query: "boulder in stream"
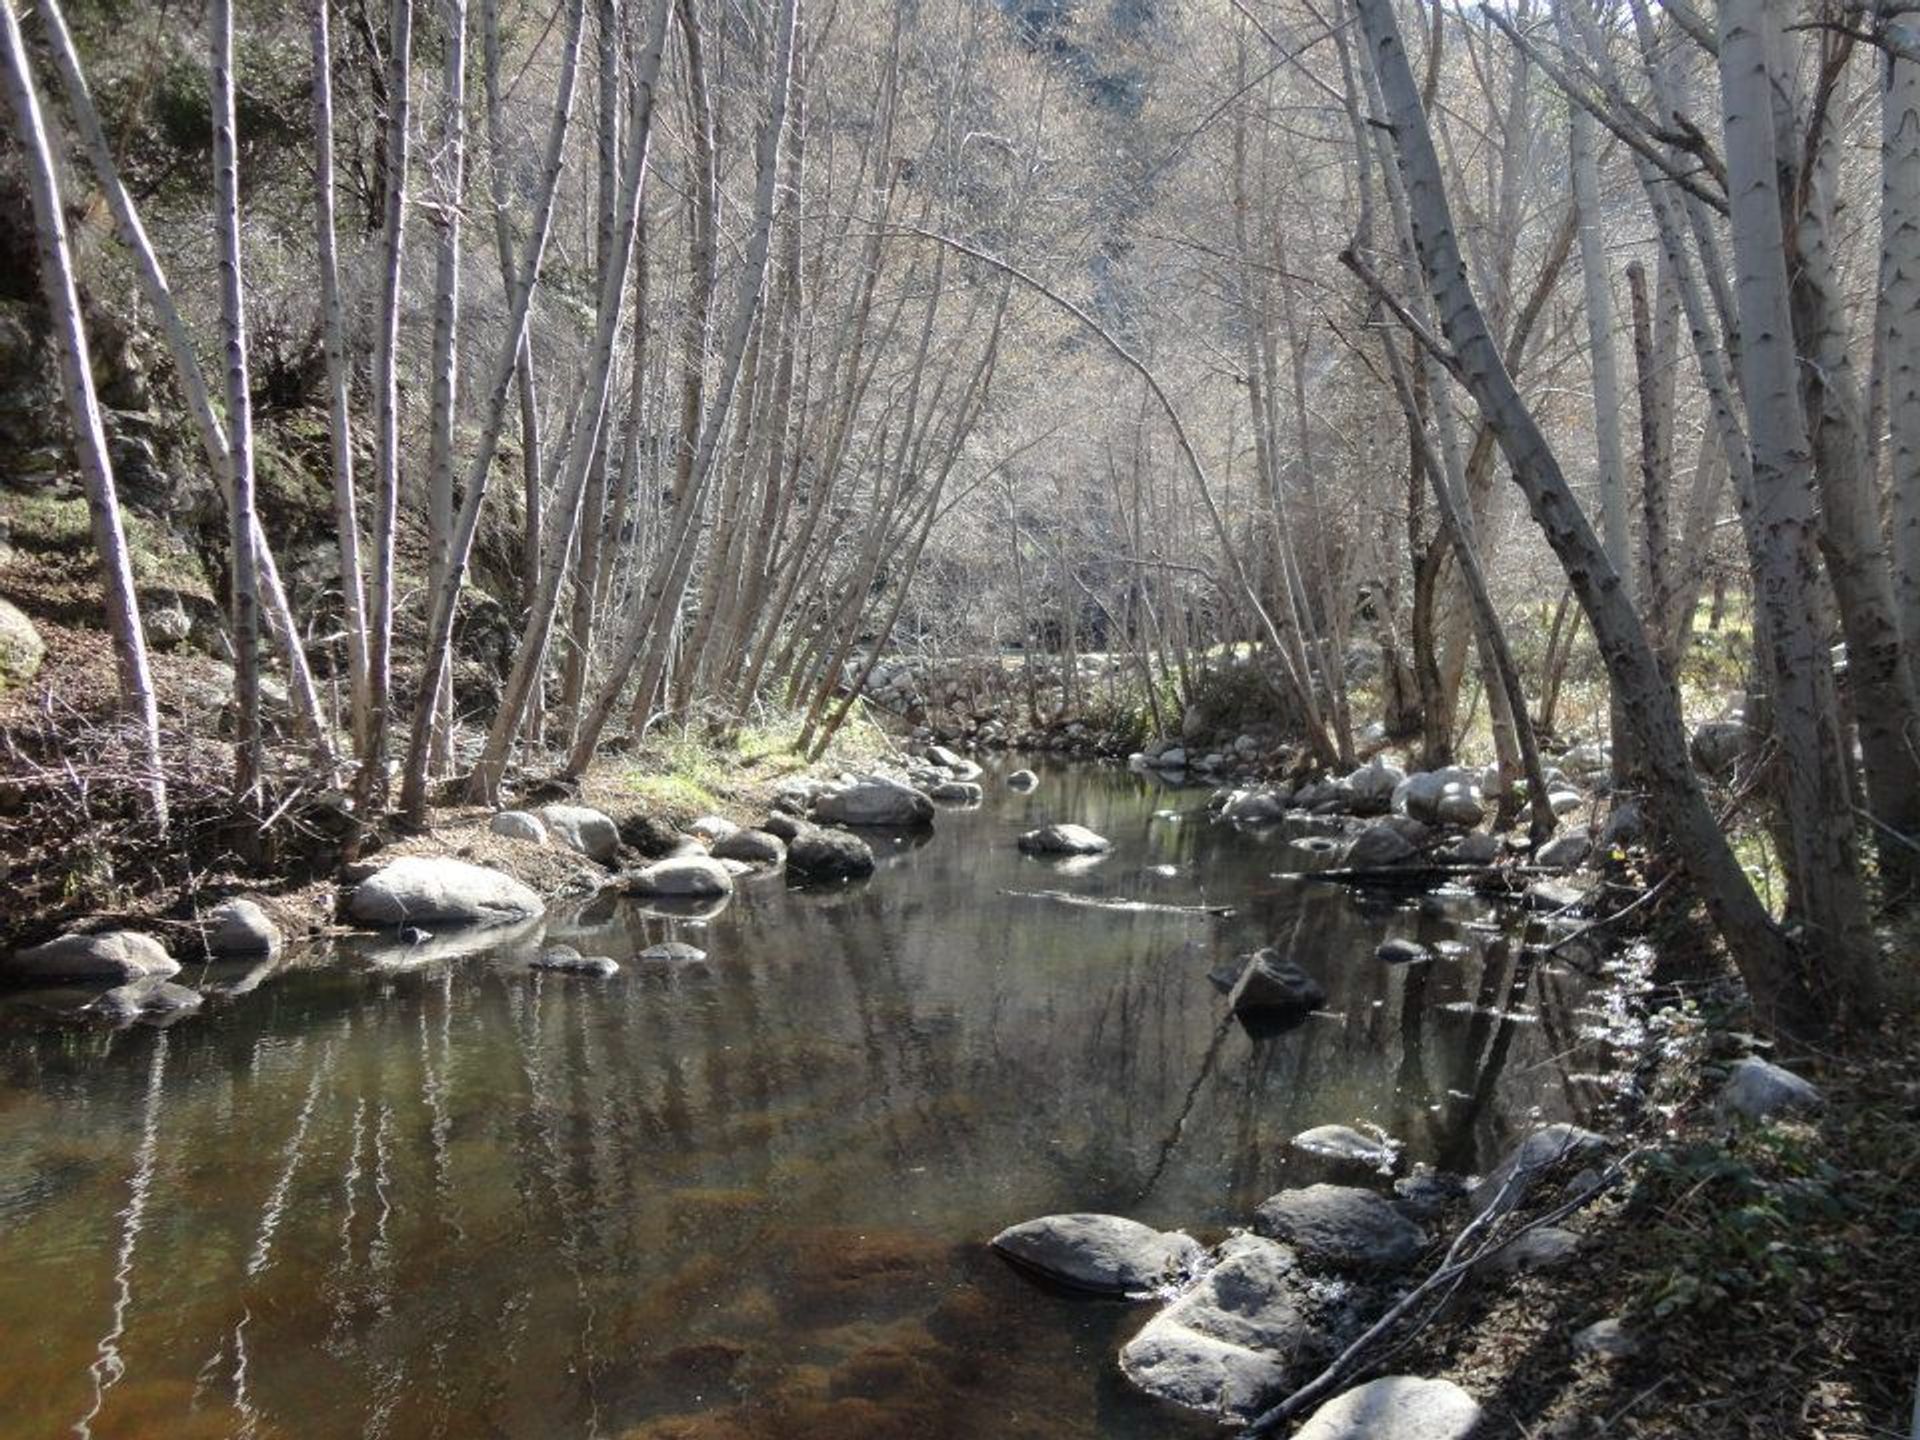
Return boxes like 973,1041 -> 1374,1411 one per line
89,976 -> 203,1023
638,941 -> 708,964
8,930 -> 178,983
531,944 -> 618,977
711,828 -> 786,866
813,775 -> 935,827
206,898 -> 281,956
1253,1184 -> 1426,1272
1344,760 -> 1404,816
1226,948 -> 1327,1019
1006,768 -> 1039,790
786,826 -> 876,880
1375,938 -> 1430,965
1344,824 -> 1418,869
1290,1125 -> 1398,1176
990,1213 -> 1201,1296
349,857 -> 546,928
1017,823 -> 1111,855
1293,1376 -> 1484,1440
619,856 -> 735,898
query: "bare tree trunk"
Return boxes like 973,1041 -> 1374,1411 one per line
212,0 -> 263,803
1884,4 -> 1920,660
0,0 -> 166,829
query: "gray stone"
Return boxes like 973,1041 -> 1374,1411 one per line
206,898 -> 281,956
1534,829 -> 1593,871
1345,760 -> 1405,815
1018,823 -> 1112,855
1376,938 -> 1431,965
538,804 -> 621,864
1156,746 -> 1188,769
711,827 -> 786,866
9,930 -> 178,983
90,976 -> 203,1022
786,826 -> 875,880
348,857 -> 546,928
1254,1183 -> 1426,1271
1572,1317 -> 1638,1360
0,596 -> 44,690
928,780 -> 983,803
1469,1124 -> 1608,1215
1392,1165 -> 1467,1221
1717,1056 -> 1823,1123
1690,720 -> 1751,778
1346,824 -> 1418,869
687,814 -> 739,842
531,945 -> 619,977
638,941 -> 708,964
1223,789 -> 1289,824
1228,948 -> 1328,1019
813,775 -> 935,827
991,1213 -> 1201,1296
1006,768 -> 1039,790
762,811 -> 807,842
1448,832 -> 1501,865
1547,790 -> 1585,818
1395,768 -> 1484,827
1486,1226 -> 1582,1276
489,810 -> 549,845
620,856 -> 735,897
1293,1376 -> 1484,1440
1291,1125 -> 1397,1174
1119,1234 -> 1324,1422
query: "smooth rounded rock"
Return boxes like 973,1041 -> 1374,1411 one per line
1017,823 -> 1111,855
8,930 -> 178,983
349,857 -> 546,928
813,775 -> 935,827
489,810 -> 549,845
990,1213 -> 1201,1296
638,941 -> 708,964
1227,948 -> 1328,1019
1293,1376 -> 1484,1440
1006,769 -> 1039,790
1486,1226 -> 1581,1276
1376,938 -> 1431,965
711,828 -> 786,866
620,856 -> 735,897
1717,1055 -> 1822,1123
1254,1184 -> 1426,1272
206,898 -> 282,956
1291,1125 -> 1397,1175
786,827 -> 876,880
1572,1317 -> 1638,1360
1345,824 -> 1418,868
538,804 -> 621,864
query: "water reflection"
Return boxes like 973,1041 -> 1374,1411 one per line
0,757 -> 1622,1438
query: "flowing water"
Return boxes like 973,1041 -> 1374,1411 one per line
0,758 -> 1625,1439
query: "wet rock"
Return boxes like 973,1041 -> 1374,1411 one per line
1345,760 -> 1404,816
990,1213 -> 1201,1296
1717,1056 -> 1822,1123
762,811 -> 807,841
0,596 -> 45,689
638,941 -> 707,964
1227,948 -> 1328,1019
1345,824 -> 1419,869
1254,1184 -> 1426,1272
1119,1234 -> 1327,1422
90,976 -> 203,1022
531,944 -> 618,976
489,809 -> 549,845
8,929 -> 178,983
813,775 -> 935,828
539,804 -> 621,864
1155,746 -> 1188,769
928,780 -> 983,804
1006,768 -> 1038,790
1469,1124 -> 1607,1215
1486,1225 -> 1582,1276
1293,1376 -> 1484,1440
787,827 -> 876,880
1223,788 -> 1289,824
1447,831 -> 1501,865
1534,829 -> 1593,871
620,856 -> 735,898
1376,938 -> 1431,965
927,743 -> 966,769
350,857 -> 545,927
1017,823 -> 1111,855
712,828 -> 786,866
1690,719 -> 1751,778
1291,1125 -> 1397,1175
206,898 -> 281,956
1572,1317 -> 1638,1360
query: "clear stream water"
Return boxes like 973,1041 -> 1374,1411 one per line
0,758 -> 1620,1439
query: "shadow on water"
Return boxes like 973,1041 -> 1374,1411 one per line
0,756 -> 1620,1438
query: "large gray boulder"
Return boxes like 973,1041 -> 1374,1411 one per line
1223,789 -> 1289,824
489,810 -> 549,845
1717,1056 -> 1822,1123
1394,768 -> 1484,827
1119,1234 -> 1327,1422
786,826 -> 876,880
1018,823 -> 1111,855
1344,760 -> 1405,816
348,857 -> 546,928
1228,948 -> 1328,1019
1293,1377 -> 1484,1440
8,930 -> 178,983
206,898 -> 282,956
990,1213 -> 1201,1296
0,596 -> 45,690
538,804 -> 621,864
620,856 -> 735,897
813,774 -> 935,827
1254,1184 -> 1426,1272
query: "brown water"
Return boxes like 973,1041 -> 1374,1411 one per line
0,758 -> 1624,1439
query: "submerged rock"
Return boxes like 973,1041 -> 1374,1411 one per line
1227,948 -> 1328,1019
813,775 -> 935,827
786,826 -> 876,880
90,976 -> 203,1022
1017,823 -> 1111,855
8,930 -> 178,983
1293,1376 -> 1484,1440
349,857 -> 546,928
1006,768 -> 1039,790
990,1213 -> 1201,1296
539,804 -> 622,864
1254,1184 -> 1426,1272
489,809 -> 549,845
1119,1234 -> 1328,1422
531,944 -> 619,977
620,856 -> 735,897
206,898 -> 281,956
1717,1056 -> 1822,1123
638,941 -> 708,964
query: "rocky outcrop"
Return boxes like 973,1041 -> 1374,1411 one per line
1253,1184 -> 1426,1272
990,1213 -> 1201,1296
348,857 -> 546,928
8,930 -> 178,983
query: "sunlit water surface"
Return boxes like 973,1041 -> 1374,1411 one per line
0,758 -> 1621,1439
